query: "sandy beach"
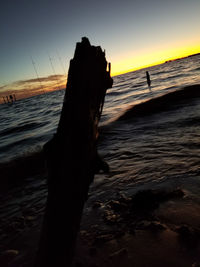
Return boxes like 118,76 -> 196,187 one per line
1,160 -> 200,267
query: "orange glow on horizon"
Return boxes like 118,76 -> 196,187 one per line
111,44 -> 200,77
0,76 -> 66,104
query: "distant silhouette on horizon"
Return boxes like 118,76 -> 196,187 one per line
9,95 -> 13,103
2,94 -> 17,104
146,71 -> 151,91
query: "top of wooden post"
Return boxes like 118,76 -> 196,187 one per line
56,37 -> 113,137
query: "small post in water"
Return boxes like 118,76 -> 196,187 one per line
146,71 -> 152,91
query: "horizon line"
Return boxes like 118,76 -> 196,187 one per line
111,51 -> 200,77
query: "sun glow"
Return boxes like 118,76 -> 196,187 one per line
111,44 -> 200,77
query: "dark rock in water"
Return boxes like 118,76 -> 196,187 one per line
131,190 -> 160,213
131,188 -> 184,214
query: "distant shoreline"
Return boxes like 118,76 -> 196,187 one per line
165,52 -> 200,64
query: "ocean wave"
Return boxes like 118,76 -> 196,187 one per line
131,82 -> 145,88
106,90 -> 124,97
176,116 -> 200,128
193,67 -> 200,71
117,84 -> 200,121
0,121 -> 47,137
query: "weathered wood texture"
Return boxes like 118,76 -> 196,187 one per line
35,37 -> 113,267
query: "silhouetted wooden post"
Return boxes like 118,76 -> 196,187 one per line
35,37 -> 113,267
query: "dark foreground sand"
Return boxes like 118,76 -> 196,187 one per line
1,171 -> 200,267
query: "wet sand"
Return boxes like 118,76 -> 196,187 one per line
1,171 -> 200,267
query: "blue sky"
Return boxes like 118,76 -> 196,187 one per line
0,0 -> 200,97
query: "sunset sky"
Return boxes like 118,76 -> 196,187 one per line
0,0 -> 200,99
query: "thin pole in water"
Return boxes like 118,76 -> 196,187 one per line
146,71 -> 152,91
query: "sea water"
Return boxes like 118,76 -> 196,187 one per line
0,54 -> 199,165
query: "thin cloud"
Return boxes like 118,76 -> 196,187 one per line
0,74 -> 66,103
15,74 -> 65,85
